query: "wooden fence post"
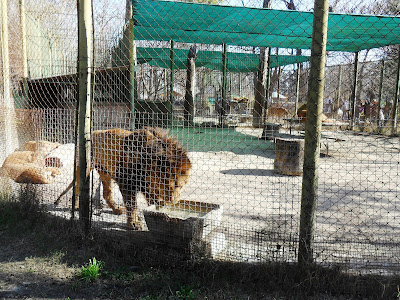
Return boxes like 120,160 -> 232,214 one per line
298,0 -> 329,266
77,0 -> 93,234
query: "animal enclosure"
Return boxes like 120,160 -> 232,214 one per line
1,0 -> 400,277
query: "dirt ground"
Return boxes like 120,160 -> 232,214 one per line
0,203 -> 360,300
4,126 -> 400,273
1,126 -> 400,299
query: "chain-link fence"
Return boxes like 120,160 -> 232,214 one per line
1,0 -> 400,276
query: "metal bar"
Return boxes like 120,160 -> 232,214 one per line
169,40 -> 174,123
221,43 -> 228,126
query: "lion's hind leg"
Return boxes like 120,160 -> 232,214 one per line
121,193 -> 143,230
98,170 -> 125,215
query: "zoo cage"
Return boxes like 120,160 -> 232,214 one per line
1,0 -> 400,276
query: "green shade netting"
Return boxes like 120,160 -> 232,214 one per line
137,47 -> 310,72
132,0 -> 400,52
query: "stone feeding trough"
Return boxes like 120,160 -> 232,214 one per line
143,200 -> 225,257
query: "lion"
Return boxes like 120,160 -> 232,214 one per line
0,141 -> 62,184
296,103 -> 329,122
267,106 -> 289,118
55,127 -> 191,230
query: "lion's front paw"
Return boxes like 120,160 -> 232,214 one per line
113,206 -> 126,215
127,215 -> 143,231
127,221 -> 143,231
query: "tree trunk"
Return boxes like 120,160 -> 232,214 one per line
184,46 -> 197,126
252,0 -> 272,128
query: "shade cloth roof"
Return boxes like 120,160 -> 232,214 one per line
132,0 -> 400,52
137,47 -> 310,72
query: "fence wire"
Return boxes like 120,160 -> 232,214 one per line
0,0 -> 400,276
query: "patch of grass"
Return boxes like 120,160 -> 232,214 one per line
174,285 -> 197,299
78,257 -> 104,282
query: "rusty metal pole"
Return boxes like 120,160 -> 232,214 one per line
298,0 -> 329,266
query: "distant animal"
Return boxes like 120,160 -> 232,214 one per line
55,127 -> 192,230
267,107 -> 289,118
296,103 -> 328,122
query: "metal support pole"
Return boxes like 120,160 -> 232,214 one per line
77,0 -> 93,234
220,43 -> 228,126
391,47 -> 400,135
350,52 -> 359,130
298,0 -> 329,266
169,40 -> 174,123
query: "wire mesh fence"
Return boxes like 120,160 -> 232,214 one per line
1,0 -> 400,277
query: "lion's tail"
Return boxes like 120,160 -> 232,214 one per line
54,180 -> 74,205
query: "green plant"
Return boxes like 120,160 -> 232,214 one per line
78,257 -> 103,282
175,285 -> 196,299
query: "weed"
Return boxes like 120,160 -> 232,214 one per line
174,285 -> 197,299
78,257 -> 103,282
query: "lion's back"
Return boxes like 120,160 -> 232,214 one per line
91,128 -> 132,176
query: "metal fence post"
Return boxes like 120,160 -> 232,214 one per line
169,40 -> 175,122
298,0 -> 329,266
220,43 -> 228,126
77,0 -> 93,234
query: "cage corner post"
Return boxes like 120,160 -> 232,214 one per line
77,0 -> 93,235
298,0 -> 329,267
